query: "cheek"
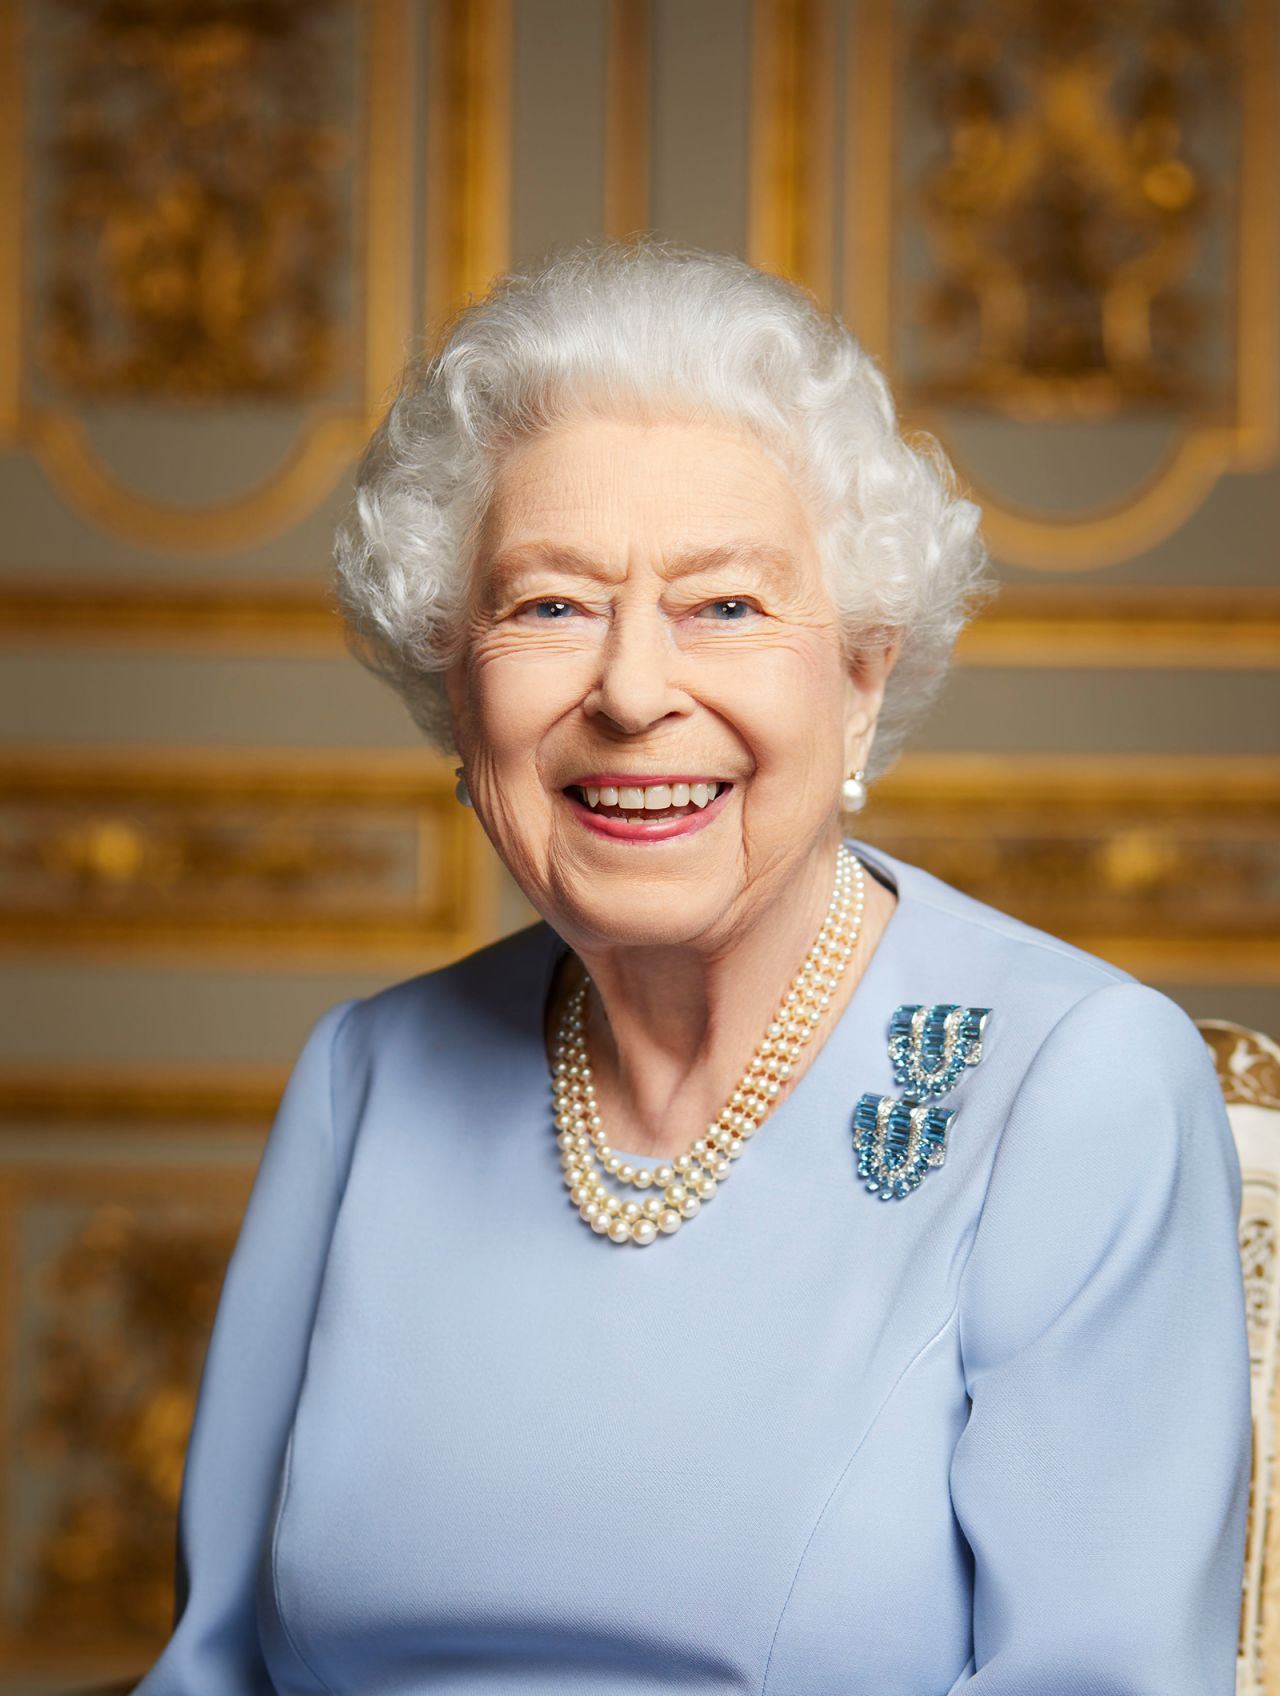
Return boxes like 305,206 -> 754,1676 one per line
464,636 -> 593,755
700,634 -> 847,769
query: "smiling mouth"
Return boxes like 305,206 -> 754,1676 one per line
564,780 -> 732,820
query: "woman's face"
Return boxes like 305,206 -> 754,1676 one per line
445,416 -> 896,952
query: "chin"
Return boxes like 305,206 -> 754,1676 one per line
558,883 -> 730,952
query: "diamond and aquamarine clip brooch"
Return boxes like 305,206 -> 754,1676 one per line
855,1002 -> 992,1201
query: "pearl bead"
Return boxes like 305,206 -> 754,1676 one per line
658,1208 -> 682,1233
607,1218 -> 633,1242
631,1218 -> 658,1244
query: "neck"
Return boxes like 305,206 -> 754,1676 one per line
544,840 -> 896,1161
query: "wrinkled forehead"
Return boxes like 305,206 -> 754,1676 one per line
474,418 -> 822,596
482,539 -> 808,600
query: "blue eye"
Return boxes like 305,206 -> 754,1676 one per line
699,598 -> 757,620
528,599 -> 575,619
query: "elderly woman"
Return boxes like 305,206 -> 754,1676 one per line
137,242 -> 1250,1695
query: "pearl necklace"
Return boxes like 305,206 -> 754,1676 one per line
550,844 -> 867,1246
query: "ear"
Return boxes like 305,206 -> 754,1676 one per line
842,634 -> 901,774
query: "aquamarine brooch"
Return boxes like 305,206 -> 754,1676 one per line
889,1003 -> 990,1097
855,1002 -> 992,1201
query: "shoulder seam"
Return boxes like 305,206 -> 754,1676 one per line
903,881 -> 1134,986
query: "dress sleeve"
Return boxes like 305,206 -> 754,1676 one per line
946,979 -> 1252,1696
134,998 -> 358,1696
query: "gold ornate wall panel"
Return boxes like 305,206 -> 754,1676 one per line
0,747 -> 496,965
0,1150 -> 257,1684
864,753 -> 1280,983
0,0 -> 416,553
844,0 -> 1280,569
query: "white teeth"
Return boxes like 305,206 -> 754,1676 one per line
574,781 -> 725,811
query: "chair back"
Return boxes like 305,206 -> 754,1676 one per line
1198,1018 -> 1280,1695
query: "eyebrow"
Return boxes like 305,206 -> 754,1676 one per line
484,540 -> 800,591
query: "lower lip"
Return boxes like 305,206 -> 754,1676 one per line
563,784 -> 734,842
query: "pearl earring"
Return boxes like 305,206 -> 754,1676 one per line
454,765 -> 473,807
841,769 -> 867,812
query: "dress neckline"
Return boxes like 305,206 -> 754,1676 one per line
531,835 -> 909,1164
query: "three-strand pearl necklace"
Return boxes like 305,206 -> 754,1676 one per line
550,844 -> 867,1245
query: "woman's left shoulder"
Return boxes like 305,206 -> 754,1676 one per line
866,839 -> 1207,1059
898,858 -> 1229,1194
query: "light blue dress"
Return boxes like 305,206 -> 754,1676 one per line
135,836 -> 1252,1695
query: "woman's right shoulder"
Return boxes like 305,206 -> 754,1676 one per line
322,916 -> 561,1080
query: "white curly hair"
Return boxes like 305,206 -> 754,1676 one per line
332,238 -> 996,783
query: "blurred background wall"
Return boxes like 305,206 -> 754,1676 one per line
0,0 -> 1276,1687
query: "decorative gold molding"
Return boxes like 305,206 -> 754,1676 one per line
0,0 -> 21,445
0,0 -> 416,553
749,0 -> 836,309
605,0 -> 652,241
847,0 -> 1280,571
21,411 -> 371,556
362,0 -> 417,420
0,579 -> 344,650
957,431 -> 1251,574
955,586 -> 1280,669
0,1069 -> 286,1125
424,0 -> 513,339
867,752 -> 1280,984
876,751 -> 1280,811
845,0 -> 892,362
0,745 -> 501,964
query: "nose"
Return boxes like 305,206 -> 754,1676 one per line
584,603 -> 690,734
